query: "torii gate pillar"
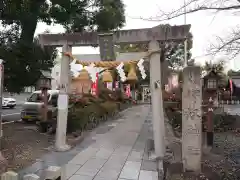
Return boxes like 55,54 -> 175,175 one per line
149,41 -> 165,168
55,44 -> 72,151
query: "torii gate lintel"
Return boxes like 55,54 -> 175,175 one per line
38,24 -> 191,46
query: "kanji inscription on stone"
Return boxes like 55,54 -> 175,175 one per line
182,66 -> 202,172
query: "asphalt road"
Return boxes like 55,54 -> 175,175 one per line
1,105 -> 22,123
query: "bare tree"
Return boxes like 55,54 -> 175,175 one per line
136,0 -> 240,58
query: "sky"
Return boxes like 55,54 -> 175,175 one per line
35,0 -> 240,71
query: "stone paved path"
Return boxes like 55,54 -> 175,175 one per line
63,104 -> 158,180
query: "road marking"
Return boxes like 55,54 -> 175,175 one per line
2,119 -> 22,125
2,113 -> 20,117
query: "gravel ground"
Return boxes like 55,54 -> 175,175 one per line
166,118 -> 240,179
1,122 -> 54,172
203,132 -> 240,179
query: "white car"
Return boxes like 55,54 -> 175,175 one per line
2,97 -> 16,108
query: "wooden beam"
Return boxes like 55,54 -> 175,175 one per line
38,24 -> 191,46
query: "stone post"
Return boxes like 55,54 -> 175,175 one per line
182,66 -> 202,172
55,44 -> 72,151
149,41 -> 165,165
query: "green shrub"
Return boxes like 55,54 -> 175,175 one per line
67,91 -> 130,133
67,106 -> 88,133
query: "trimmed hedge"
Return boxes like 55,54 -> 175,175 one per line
67,88 -> 133,133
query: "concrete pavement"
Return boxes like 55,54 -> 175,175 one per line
18,104 -> 159,180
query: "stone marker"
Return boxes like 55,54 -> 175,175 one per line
182,66 -> 202,172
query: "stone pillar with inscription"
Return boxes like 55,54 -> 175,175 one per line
182,66 -> 202,172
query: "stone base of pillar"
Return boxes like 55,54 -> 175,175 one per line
0,152 -> 7,174
55,144 -> 71,152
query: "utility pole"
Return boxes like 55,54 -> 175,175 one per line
0,59 -> 6,172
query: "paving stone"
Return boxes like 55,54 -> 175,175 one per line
75,158 -> 107,176
69,174 -> 93,180
103,157 -> 126,170
139,170 -> 158,180
141,160 -> 157,171
119,161 -> 141,180
127,151 -> 144,162
93,148 -> 114,159
68,147 -> 99,165
95,168 -> 121,179
94,177 -> 116,180
65,163 -> 82,179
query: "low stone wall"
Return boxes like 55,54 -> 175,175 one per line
1,166 -> 63,180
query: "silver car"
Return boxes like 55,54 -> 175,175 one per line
21,90 -> 59,122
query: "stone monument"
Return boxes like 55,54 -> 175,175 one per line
182,66 -> 202,172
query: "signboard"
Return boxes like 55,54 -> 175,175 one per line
98,33 -> 115,61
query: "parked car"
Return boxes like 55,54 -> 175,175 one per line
21,90 -> 59,123
2,97 -> 16,108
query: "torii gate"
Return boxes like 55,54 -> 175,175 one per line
39,24 -> 191,171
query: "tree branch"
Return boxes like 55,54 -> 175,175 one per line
209,27 -> 240,58
130,0 -> 240,22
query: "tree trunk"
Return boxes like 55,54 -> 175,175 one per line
20,18 -> 38,44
